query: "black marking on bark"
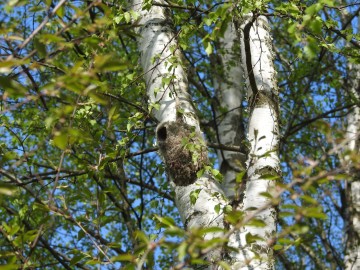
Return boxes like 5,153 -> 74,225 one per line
244,16 -> 258,107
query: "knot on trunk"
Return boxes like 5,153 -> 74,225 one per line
156,121 -> 208,186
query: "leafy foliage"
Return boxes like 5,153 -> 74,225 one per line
0,0 -> 359,269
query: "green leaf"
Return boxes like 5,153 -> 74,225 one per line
217,261 -> 231,270
197,226 -> 224,235
85,259 -> 101,265
303,207 -> 327,219
0,77 -> 27,97
279,211 -> 294,218
203,18 -> 213,26
77,230 -> 86,241
196,168 -> 205,178
0,58 -> 29,73
70,253 -> 87,265
304,43 -> 317,59
287,23 -> 297,35
214,203 -> 221,214
53,132 -> 68,150
245,232 -> 263,244
247,219 -> 266,227
211,169 -> 223,182
165,227 -> 185,237
94,54 -> 127,72
7,224 -> 20,236
134,231 -> 149,244
177,242 -> 187,260
39,33 -> 65,43
224,204 -> 232,214
259,192 -> 273,199
305,3 -> 323,16
124,12 -> 131,23
205,42 -> 213,55
55,5 -> 65,18
236,170 -> 246,183
33,202 -> 50,213
260,174 -> 279,180
111,254 -> 135,262
154,215 -> 176,228
107,242 -> 122,248
225,210 -> 243,225
309,17 -> 323,35
130,10 -> 140,21
114,15 -> 123,24
190,258 -> 208,265
190,188 -> 201,205
0,264 -> 19,270
320,0 -> 335,7
0,183 -> 16,196
300,195 -> 318,204
278,238 -> 293,245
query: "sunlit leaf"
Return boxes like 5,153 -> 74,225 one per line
0,184 -> 16,196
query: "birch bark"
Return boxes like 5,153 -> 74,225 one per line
227,14 -> 280,270
340,10 -> 360,269
344,50 -> 360,270
213,21 -> 246,200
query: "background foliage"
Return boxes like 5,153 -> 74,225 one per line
0,0 -> 359,269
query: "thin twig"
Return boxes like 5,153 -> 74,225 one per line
16,0 -> 68,52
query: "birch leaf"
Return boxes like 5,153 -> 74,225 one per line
0,184 -> 16,196
205,42 -> 213,55
124,12 -> 131,23
190,189 -> 201,205
177,242 -> 187,260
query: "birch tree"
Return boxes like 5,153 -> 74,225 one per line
131,1 -> 280,268
227,13 -> 281,269
344,57 -> 360,270
212,21 -> 246,200
131,0 -> 227,264
338,8 -> 360,269
344,27 -> 360,270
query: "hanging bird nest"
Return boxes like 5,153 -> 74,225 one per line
156,120 -> 208,186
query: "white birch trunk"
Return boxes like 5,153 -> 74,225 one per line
344,58 -> 360,270
340,10 -> 360,269
131,0 -> 227,263
228,14 -> 280,269
214,22 -> 246,200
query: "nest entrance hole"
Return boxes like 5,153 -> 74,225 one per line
157,126 -> 167,141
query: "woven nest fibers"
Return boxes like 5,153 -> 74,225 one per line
156,121 -> 208,186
